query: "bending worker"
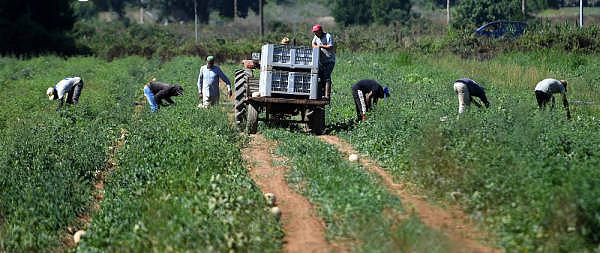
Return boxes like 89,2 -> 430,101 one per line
534,78 -> 571,119
351,79 -> 389,121
197,56 -> 232,108
453,78 -> 490,116
311,24 -> 335,99
46,76 -> 84,109
143,79 -> 183,113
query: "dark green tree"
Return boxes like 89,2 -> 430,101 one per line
147,0 -> 261,24
422,0 -> 457,9
526,0 -> 560,11
371,0 -> 411,25
94,0 -> 127,18
0,0 -> 77,55
332,0 -> 373,25
333,0 -> 411,26
453,0 -> 525,28
210,0 -> 260,19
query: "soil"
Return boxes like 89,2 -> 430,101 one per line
319,135 -> 499,253
59,128 -> 128,250
243,134 -> 345,253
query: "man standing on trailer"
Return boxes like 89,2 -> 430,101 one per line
351,79 -> 390,121
534,78 -> 571,119
197,56 -> 232,108
453,78 -> 490,116
311,24 -> 335,99
46,76 -> 84,110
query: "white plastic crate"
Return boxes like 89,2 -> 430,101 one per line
259,70 -> 318,99
260,44 -> 319,73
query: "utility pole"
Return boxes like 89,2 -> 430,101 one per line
140,0 -> 144,24
194,0 -> 198,41
522,0 -> 526,15
259,0 -> 264,37
580,0 -> 584,27
234,0 -> 238,22
446,0 -> 450,27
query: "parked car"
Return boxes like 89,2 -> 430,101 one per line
476,20 -> 528,39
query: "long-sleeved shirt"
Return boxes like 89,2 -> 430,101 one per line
535,78 -> 566,94
54,77 -> 81,99
148,82 -> 181,105
456,78 -> 489,104
352,79 -> 384,98
197,65 -> 231,97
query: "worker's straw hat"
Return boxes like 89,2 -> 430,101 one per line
281,37 -> 290,45
46,87 -> 55,100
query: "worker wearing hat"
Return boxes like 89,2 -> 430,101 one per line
46,76 -> 84,109
197,55 -> 232,108
351,79 -> 389,121
281,37 -> 291,45
453,78 -> 490,117
311,24 -> 335,99
534,78 -> 571,119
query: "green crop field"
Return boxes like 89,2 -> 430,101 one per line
1,48 -> 599,252
327,50 -> 600,251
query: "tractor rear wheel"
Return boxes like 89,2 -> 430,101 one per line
234,69 -> 247,128
306,106 -> 325,135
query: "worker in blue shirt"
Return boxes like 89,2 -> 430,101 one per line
197,56 -> 232,108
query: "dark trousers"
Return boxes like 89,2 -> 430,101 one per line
66,82 -> 83,104
352,88 -> 366,121
318,61 -> 335,83
535,90 -> 552,109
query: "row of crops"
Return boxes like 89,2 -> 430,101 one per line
0,56 -> 157,251
327,50 -> 600,251
0,56 -> 283,252
77,57 -> 282,252
262,129 -> 450,252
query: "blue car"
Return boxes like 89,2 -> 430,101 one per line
476,20 -> 528,39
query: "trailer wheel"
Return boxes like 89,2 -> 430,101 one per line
247,102 -> 259,134
234,69 -> 247,128
307,106 -> 325,135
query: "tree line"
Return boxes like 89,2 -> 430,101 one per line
334,0 -> 596,27
74,0 -> 260,23
0,0 -> 598,56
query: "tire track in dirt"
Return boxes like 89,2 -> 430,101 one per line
319,135 -> 499,253
243,134 -> 345,253
59,127 -> 128,249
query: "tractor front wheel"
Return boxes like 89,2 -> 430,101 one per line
247,102 -> 259,134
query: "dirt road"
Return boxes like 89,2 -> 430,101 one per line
243,134 -> 345,253
319,135 -> 499,253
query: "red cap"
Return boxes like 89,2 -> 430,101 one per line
312,24 -> 322,32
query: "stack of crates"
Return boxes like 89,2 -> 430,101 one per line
259,44 -> 320,99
